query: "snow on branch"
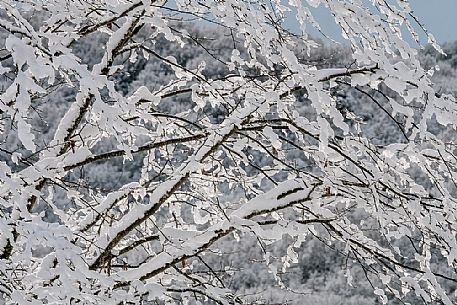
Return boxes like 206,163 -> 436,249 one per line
1,0 -> 457,304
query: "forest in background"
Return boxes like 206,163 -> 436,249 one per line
2,19 -> 457,304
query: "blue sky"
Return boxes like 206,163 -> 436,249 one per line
411,0 -> 457,43
286,1 -> 457,44
169,0 -> 457,44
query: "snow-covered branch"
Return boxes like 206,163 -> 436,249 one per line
1,0 -> 457,304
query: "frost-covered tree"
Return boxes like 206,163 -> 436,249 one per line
1,0 -> 457,304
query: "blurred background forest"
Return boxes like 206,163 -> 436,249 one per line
2,20 -> 457,304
